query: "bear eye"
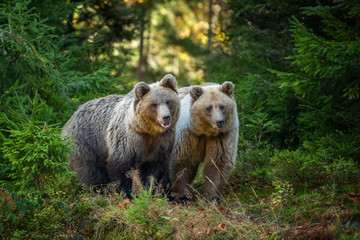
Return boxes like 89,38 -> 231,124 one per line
220,105 -> 226,111
166,100 -> 171,106
151,103 -> 157,108
206,106 -> 212,113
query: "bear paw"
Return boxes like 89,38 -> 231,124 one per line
174,196 -> 192,204
204,194 -> 223,205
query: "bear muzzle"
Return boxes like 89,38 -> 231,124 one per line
160,114 -> 171,128
216,119 -> 225,129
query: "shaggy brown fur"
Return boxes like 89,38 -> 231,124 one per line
170,82 -> 239,203
62,74 -> 180,197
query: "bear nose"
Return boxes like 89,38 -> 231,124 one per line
216,120 -> 224,128
163,115 -> 171,123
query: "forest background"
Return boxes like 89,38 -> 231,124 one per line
1,0 -> 359,239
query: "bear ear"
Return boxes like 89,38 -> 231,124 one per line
220,81 -> 234,96
134,82 -> 151,100
189,86 -> 203,100
159,74 -> 177,93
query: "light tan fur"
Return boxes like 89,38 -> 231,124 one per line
170,82 -> 239,203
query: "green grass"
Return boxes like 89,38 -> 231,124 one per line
1,168 -> 360,239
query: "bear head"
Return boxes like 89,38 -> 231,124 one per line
189,81 -> 236,137
133,74 -> 180,135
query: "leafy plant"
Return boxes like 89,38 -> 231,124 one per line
1,93 -> 74,194
0,188 -> 41,239
270,2 -> 360,142
0,0 -> 121,195
271,149 -> 310,185
124,178 -> 173,239
245,112 -> 280,149
271,135 -> 360,186
271,180 -> 294,206
236,147 -> 273,186
0,0 -> 122,125
1,122 -> 73,195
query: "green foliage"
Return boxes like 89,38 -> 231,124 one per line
271,180 -> 294,206
0,0 -> 359,238
271,135 -> 360,186
0,188 -> 41,239
124,178 -> 173,239
0,89 -> 74,195
1,121 -> 73,194
0,0 -> 122,123
0,0 -> 123,195
90,181 -> 175,239
271,149 -> 309,184
236,147 -> 273,186
74,0 -> 141,76
270,1 -> 360,142
23,204 -> 70,240
244,112 -> 280,149
1,185 -> 91,240
205,0 -> 302,148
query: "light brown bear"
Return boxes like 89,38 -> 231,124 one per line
61,74 -> 180,197
169,82 -> 239,203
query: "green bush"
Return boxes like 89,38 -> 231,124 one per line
271,180 -> 294,206
271,149 -> 311,184
237,146 -> 273,186
271,136 -> 360,186
0,188 -> 41,239
124,179 -> 173,239
270,3 -> 360,143
91,179 -> 174,239
23,205 -> 68,240
1,120 -> 73,195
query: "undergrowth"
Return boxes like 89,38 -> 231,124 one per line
1,155 -> 359,240
0,114 -> 359,239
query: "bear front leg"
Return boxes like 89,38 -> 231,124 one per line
106,152 -> 141,198
203,132 -> 237,203
140,160 -> 170,195
170,159 -> 199,203
203,158 -> 226,204
141,134 -> 174,191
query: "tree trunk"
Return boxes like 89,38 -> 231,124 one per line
137,19 -> 148,82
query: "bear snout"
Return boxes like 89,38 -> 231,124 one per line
216,119 -> 225,128
158,104 -> 172,129
159,114 -> 171,128
163,115 -> 171,123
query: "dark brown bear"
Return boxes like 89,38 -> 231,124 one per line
62,74 -> 180,197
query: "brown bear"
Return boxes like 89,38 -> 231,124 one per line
169,82 -> 239,203
61,74 -> 180,197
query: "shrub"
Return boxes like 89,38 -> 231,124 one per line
124,178 -> 173,239
0,188 -> 41,239
271,180 -> 294,206
236,147 -> 273,186
1,120 -> 73,195
91,178 -> 174,239
271,149 -> 311,185
271,136 -> 360,186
